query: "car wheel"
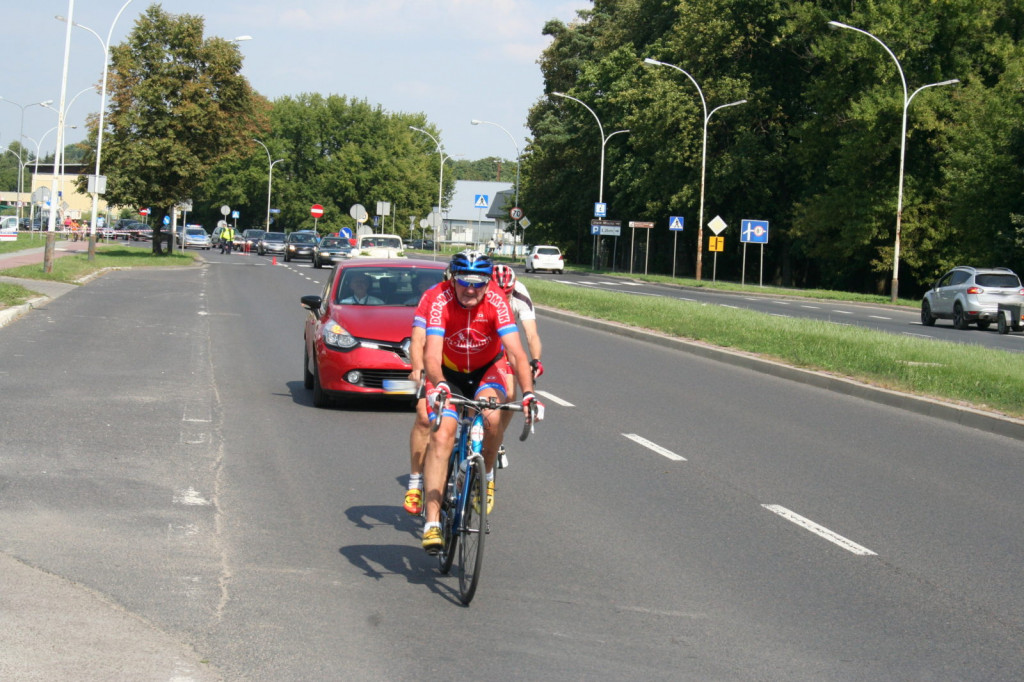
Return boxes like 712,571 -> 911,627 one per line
998,314 -> 1009,334
920,300 -> 936,326
312,358 -> 331,408
953,303 -> 969,330
303,345 -> 314,389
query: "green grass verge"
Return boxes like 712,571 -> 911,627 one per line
0,245 -> 197,283
526,278 -> 1024,419
0,282 -> 37,308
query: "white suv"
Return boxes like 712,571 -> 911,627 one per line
921,266 -> 1024,330
526,245 -> 564,274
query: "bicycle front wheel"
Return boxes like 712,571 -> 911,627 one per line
438,457 -> 458,575
457,456 -> 487,604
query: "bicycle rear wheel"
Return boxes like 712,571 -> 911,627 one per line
457,456 -> 487,604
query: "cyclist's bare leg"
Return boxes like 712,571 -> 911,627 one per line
476,387 -> 504,474
409,398 -> 430,477
424,414 -> 459,524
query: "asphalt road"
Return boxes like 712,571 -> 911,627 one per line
2,250 -> 1023,680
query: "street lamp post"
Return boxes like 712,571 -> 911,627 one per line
471,119 -> 521,253
550,92 -> 629,270
23,125 -> 77,231
409,125 -> 445,255
0,97 -> 54,227
643,58 -> 746,280
58,0 -> 135,261
828,21 -> 959,303
253,138 -> 285,231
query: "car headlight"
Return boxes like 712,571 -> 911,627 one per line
323,322 -> 358,350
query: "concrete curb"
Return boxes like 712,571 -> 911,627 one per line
0,296 -> 49,329
537,305 -> 1024,442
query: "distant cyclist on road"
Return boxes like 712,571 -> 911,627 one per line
419,252 -> 542,554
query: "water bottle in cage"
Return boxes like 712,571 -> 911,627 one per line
456,459 -> 467,494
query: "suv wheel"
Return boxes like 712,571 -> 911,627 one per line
921,300 -> 936,326
953,303 -> 969,330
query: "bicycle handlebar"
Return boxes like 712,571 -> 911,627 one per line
430,394 -> 538,441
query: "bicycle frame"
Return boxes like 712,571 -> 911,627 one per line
432,393 -> 536,604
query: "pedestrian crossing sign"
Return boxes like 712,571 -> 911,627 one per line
474,194 -> 490,209
669,216 -> 684,231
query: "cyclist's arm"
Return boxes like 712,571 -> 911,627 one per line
424,332 -> 446,388
408,325 -> 426,381
500,327 -> 534,396
520,317 -> 542,365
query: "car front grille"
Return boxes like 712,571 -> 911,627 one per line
358,369 -> 414,389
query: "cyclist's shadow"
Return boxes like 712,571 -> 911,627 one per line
340,495 -> 463,604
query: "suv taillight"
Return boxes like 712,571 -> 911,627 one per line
966,286 -> 982,294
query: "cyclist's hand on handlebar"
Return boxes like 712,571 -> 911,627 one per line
530,358 -> 544,379
427,381 -> 452,411
521,391 -> 545,423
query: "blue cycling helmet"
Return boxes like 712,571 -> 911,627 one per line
449,250 -> 493,283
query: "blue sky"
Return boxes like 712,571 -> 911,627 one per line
3,0 -> 590,164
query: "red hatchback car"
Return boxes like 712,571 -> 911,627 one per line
301,258 -> 447,407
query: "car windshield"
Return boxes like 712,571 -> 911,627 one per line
290,233 -> 317,244
263,233 -> 285,242
360,236 -> 402,248
335,267 -> 444,306
320,238 -> 344,248
975,274 -> 1021,288
186,229 -> 205,236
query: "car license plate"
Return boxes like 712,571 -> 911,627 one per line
382,379 -> 417,395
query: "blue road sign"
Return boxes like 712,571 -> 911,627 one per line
740,219 -> 769,244
474,194 -> 490,209
594,202 -> 607,218
669,216 -> 685,231
340,227 -> 352,238
163,215 -> 170,225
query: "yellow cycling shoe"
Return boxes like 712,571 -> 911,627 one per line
403,489 -> 422,515
422,526 -> 444,555
473,480 -> 496,515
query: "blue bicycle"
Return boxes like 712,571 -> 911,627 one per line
432,393 -> 536,604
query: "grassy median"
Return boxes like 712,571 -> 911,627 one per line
526,277 -> 1024,419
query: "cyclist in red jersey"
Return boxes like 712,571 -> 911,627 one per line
420,252 -> 541,554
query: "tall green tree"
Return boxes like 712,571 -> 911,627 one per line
197,94 -> 453,239
79,3 -> 265,253
526,0 -> 1024,294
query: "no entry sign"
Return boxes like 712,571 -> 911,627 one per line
310,204 -> 324,219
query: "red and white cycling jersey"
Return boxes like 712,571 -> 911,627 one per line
425,281 -> 519,373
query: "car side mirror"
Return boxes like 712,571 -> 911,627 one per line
300,295 -> 322,312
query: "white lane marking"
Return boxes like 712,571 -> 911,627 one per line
772,300 -> 791,305
762,504 -> 877,556
174,487 -> 212,506
831,310 -> 853,315
623,434 -> 686,461
800,305 -> 820,310
869,315 -> 891,320
536,390 -> 573,407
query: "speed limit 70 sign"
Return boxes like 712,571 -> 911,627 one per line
510,207 -> 523,220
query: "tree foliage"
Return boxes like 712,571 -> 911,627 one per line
80,3 -> 265,253
524,0 -> 1024,295
195,94 -> 452,238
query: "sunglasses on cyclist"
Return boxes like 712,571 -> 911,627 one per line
455,277 -> 488,289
